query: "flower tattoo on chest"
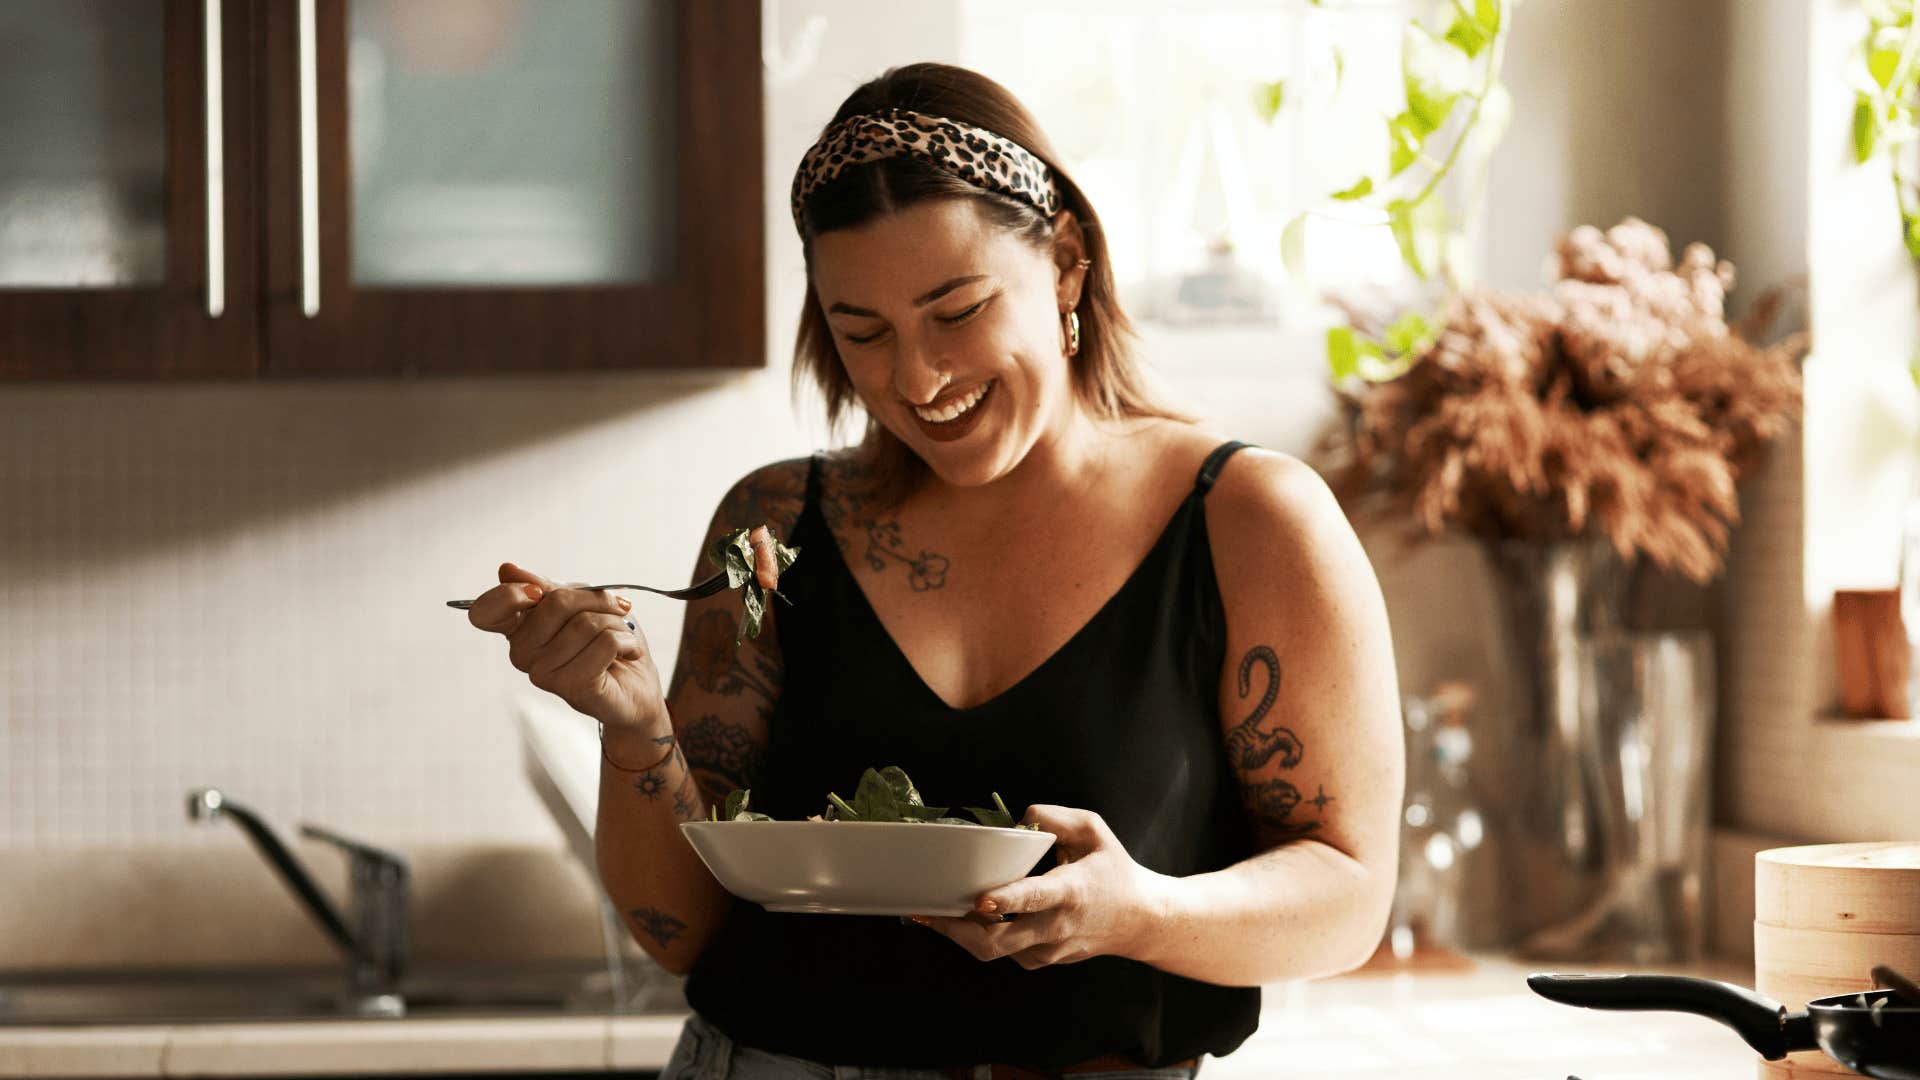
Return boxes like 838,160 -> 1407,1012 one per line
821,457 -> 951,591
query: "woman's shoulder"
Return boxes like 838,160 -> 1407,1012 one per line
1166,429 -> 1348,557
711,455 -> 814,541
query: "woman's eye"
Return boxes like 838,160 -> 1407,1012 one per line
939,299 -> 988,326
844,327 -> 886,345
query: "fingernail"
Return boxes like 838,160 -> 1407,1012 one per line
617,597 -> 632,611
977,899 -> 998,914
525,586 -> 544,602
911,916 -> 930,926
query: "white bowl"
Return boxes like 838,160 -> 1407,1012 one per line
679,819 -> 1057,916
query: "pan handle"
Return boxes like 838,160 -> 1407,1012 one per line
1527,974 -> 1815,1061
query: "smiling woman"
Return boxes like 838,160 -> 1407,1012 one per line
551,61 -> 1407,1080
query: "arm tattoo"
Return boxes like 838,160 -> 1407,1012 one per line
715,463 -> 806,547
1243,779 -> 1322,839
672,609 -> 778,701
1225,646 -> 1302,770
668,742 -> 700,821
820,454 -> 949,591
682,712 -> 767,796
1226,644 -> 1330,842
623,734 -> 675,801
628,907 -> 688,948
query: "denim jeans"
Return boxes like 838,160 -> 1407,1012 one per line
659,1012 -> 1202,1080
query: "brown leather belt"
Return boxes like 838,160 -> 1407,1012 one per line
938,1055 -> 1201,1079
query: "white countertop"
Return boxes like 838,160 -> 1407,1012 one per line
0,953 -> 1763,1079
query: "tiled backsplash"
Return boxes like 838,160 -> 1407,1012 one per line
0,372 -> 817,849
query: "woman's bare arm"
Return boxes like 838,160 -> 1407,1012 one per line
1134,450 -> 1404,987
595,458 -> 809,974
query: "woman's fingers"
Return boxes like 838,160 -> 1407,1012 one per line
529,609 -> 633,684
536,618 -> 639,706
508,587 -> 628,670
467,579 -> 546,634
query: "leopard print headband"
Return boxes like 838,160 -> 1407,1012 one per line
790,108 -> 1060,232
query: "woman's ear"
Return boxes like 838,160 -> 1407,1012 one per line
1050,209 -> 1089,308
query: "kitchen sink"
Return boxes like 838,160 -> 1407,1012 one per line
0,963 -> 687,1026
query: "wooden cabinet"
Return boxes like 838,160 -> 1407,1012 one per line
0,0 -> 762,380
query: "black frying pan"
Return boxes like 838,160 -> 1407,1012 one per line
1528,974 -> 1920,1079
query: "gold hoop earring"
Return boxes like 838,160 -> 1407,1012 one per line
1063,310 -> 1081,357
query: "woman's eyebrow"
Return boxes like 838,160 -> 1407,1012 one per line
827,275 -> 990,317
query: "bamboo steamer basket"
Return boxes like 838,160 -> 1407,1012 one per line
1757,842 -> 1920,934
1753,842 -> 1920,1079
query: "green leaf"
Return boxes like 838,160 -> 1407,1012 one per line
1906,213 -> 1920,261
963,793 -> 1021,829
1475,0 -> 1502,33
736,584 -> 765,644
1444,11 -> 1491,57
718,788 -> 770,821
1864,0 -> 1913,27
1331,176 -> 1374,200
1388,113 -> 1424,176
1357,347 -> 1412,383
1474,0 -> 1502,36
1403,22 -> 1469,133
1326,326 -> 1361,383
1387,195 -> 1447,278
1857,94 -> 1882,163
1909,354 -> 1920,392
877,765 -> 924,807
1384,312 -> 1433,355
1254,79 -> 1287,123
1281,213 -> 1309,278
1869,27 -> 1902,88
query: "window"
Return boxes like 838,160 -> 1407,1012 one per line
960,0 -> 1420,333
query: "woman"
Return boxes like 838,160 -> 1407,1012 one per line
467,63 -> 1403,1079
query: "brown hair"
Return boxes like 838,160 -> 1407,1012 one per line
790,63 -> 1187,508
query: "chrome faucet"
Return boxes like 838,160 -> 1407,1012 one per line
187,788 -> 410,1015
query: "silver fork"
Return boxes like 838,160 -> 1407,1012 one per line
446,571 -> 729,609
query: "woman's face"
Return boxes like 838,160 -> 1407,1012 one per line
810,199 -> 1083,490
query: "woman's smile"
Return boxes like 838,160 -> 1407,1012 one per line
912,378 -> 996,442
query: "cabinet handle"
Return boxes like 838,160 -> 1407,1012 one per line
204,0 -> 224,318
297,0 -> 320,316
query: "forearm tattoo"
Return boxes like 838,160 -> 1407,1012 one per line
672,761 -> 700,821
821,454 -> 949,591
628,906 -> 688,949
628,734 -> 676,801
1228,645 -> 1330,841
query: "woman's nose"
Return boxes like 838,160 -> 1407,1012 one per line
892,339 -> 950,405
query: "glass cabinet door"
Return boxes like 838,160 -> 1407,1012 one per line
347,0 -> 677,288
0,2 -> 167,288
263,0 -> 762,375
0,0 -> 257,378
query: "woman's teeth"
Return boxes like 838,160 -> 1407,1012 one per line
914,381 -> 991,424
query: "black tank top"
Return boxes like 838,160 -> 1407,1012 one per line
682,440 -> 1261,1069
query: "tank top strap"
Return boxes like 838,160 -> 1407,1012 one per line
805,451 -> 824,508
1193,440 -> 1254,496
